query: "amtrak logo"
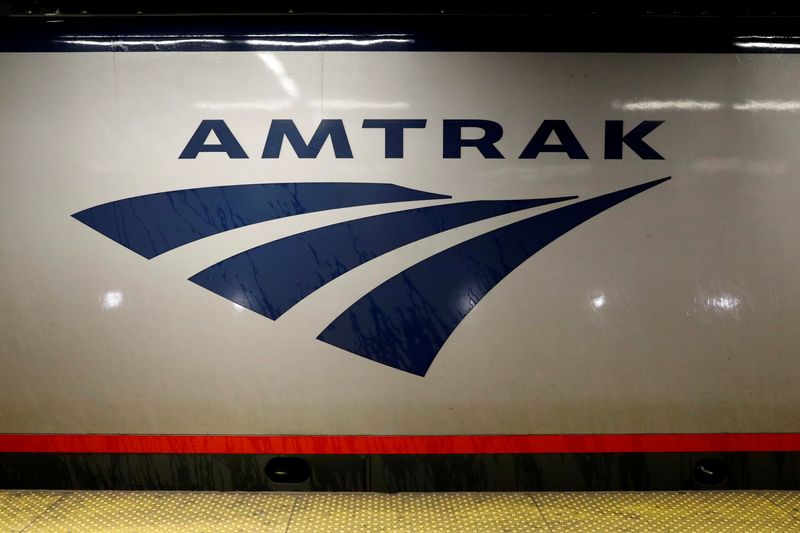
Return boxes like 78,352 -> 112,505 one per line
73,177 -> 669,376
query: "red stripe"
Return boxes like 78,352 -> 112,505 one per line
1,433 -> 799,454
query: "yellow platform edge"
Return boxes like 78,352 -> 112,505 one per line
1,490 -> 799,532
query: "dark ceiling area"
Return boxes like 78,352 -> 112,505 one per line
1,3 -> 799,16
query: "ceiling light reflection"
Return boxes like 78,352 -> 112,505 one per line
734,41 -> 800,50
257,53 -> 299,97
704,293 -> 741,313
59,39 -> 227,46
732,100 -> 800,111
613,99 -> 722,111
309,99 -> 410,110
194,99 -> 293,111
244,38 -> 413,47
591,294 -> 606,310
100,290 -> 123,310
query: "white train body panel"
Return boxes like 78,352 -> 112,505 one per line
1,50 -> 799,437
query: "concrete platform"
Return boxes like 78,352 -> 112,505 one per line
1,490 -> 799,532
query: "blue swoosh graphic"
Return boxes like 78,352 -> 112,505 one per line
317,177 -> 671,376
189,197 -> 576,319
72,183 -> 449,259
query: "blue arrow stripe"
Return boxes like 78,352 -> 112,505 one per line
189,197 -> 575,319
317,177 -> 670,376
72,182 -> 449,259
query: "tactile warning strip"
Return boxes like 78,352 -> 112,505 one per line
766,491 -> 800,520
0,490 -> 799,532
285,492 -> 549,532
534,491 -> 800,532
0,491 -> 63,532
17,491 -> 296,533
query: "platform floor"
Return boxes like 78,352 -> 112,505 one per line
1,490 -> 799,532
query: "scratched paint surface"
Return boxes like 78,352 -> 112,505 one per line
319,178 -> 668,375
73,182 -> 448,258
189,197 -> 572,320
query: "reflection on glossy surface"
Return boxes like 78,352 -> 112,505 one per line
249,33 -> 411,37
194,99 -> 292,111
100,291 -> 123,310
258,53 -> 298,97
735,42 -> 800,49
615,97 -> 800,113
56,33 -> 415,50
704,293 -> 741,314
732,100 -> 800,111
243,38 -> 414,47
590,293 -> 606,310
310,99 -> 409,110
613,99 -> 722,111
690,157 -> 788,175
61,34 -> 228,37
60,39 -> 228,47
194,53 -> 298,111
734,36 -> 800,50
